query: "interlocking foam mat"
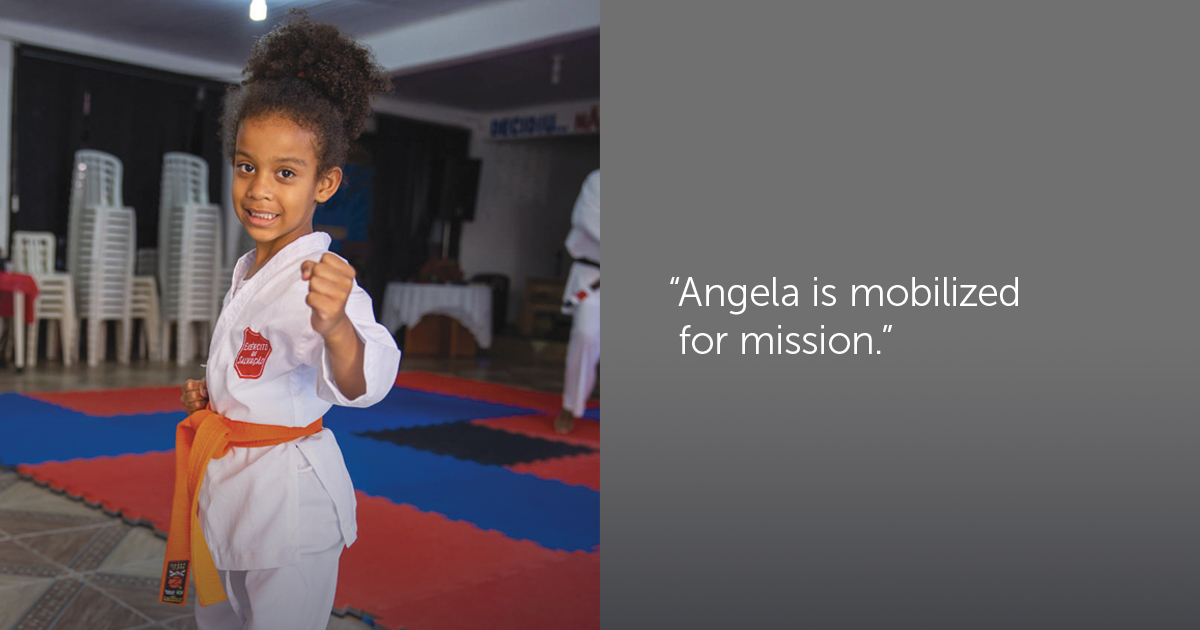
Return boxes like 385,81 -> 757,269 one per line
0,373 -> 599,630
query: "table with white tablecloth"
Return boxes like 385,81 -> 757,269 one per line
381,282 -> 493,349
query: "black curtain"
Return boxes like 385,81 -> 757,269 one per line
13,46 -> 227,258
361,114 -> 471,310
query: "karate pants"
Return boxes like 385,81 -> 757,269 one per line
195,463 -> 343,630
563,292 -> 600,417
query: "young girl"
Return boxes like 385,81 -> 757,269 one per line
161,12 -> 400,629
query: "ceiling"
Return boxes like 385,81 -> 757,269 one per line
390,31 -> 599,112
0,0 -> 599,112
0,0 -> 499,67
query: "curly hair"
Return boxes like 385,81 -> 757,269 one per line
221,10 -> 392,174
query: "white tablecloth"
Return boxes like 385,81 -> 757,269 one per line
381,282 -> 493,349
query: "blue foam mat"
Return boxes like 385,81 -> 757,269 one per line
337,432 -> 599,552
0,390 -> 599,552
0,393 -> 179,464
324,388 -> 535,430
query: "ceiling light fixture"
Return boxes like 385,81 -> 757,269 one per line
250,0 -> 267,21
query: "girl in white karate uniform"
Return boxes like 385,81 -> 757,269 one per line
168,11 -> 399,629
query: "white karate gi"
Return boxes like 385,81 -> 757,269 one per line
195,232 -> 401,629
562,170 -> 600,417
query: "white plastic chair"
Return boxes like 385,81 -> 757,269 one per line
67,150 -> 123,276
11,231 -> 78,367
131,248 -> 162,361
73,205 -> 136,366
130,275 -> 162,362
157,153 -> 220,366
158,153 -> 208,296
216,262 -> 235,308
160,203 -> 222,366
64,150 -> 135,366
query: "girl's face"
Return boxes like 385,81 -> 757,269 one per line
232,114 -> 341,258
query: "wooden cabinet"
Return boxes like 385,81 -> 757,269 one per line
404,315 -> 478,358
520,277 -> 568,337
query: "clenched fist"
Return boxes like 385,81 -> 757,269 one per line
301,253 -> 356,338
181,378 -> 208,415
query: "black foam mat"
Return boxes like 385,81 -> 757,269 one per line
359,421 -> 595,467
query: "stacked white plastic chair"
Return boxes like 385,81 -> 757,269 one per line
130,275 -> 162,361
215,262 -> 235,312
75,205 -> 137,366
129,247 -> 163,361
67,151 -> 123,276
158,152 -> 222,366
11,232 -> 78,367
67,150 -> 137,367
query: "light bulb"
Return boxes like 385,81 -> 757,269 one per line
250,0 -> 267,21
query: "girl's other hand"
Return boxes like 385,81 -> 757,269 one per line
181,378 -> 208,415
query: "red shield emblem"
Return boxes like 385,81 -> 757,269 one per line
234,328 -> 272,379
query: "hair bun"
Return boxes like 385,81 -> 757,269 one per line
243,9 -> 391,140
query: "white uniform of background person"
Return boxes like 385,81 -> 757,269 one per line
195,232 -> 401,629
560,170 -> 601,424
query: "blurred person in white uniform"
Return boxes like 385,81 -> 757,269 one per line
556,170 -> 601,434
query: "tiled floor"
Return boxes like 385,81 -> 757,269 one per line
0,467 -> 381,630
0,351 -> 583,629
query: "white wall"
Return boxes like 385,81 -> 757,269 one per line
371,95 -> 481,132
461,134 -> 600,325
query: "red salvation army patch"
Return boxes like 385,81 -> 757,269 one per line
234,328 -> 272,379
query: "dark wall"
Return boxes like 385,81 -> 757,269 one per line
12,46 -> 228,256
360,114 -> 471,306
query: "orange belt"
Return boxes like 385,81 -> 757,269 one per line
159,408 -> 323,607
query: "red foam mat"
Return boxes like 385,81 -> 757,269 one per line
508,452 -> 600,491
18,451 -> 175,527
28,386 -> 185,417
379,546 -> 600,630
341,494 -> 598,630
18,453 -> 598,630
396,372 -> 599,413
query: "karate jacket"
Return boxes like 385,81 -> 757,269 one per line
199,231 -> 401,570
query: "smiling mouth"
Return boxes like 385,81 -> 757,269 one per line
244,209 -> 280,227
